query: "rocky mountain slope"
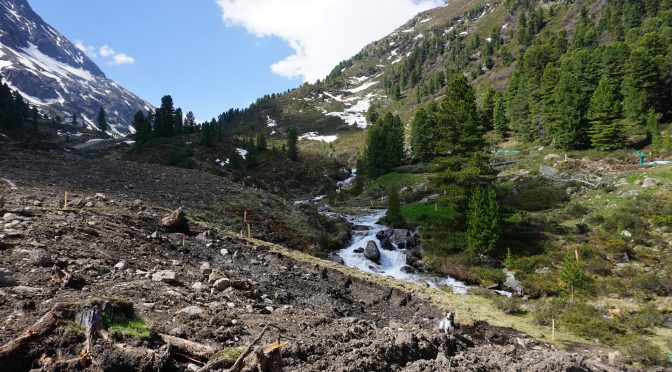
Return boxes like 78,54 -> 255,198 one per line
225,0 -> 490,140
0,0 -> 152,136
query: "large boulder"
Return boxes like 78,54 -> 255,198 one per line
379,237 -> 395,251
161,208 -> 188,232
503,270 -> 523,296
364,241 -> 381,263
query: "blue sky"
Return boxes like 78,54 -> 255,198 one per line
28,0 -> 443,121
29,0 -> 302,121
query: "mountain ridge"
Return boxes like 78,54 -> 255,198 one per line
0,0 -> 153,136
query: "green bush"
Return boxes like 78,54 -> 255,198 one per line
634,272 -> 669,296
492,296 -> 527,315
473,267 -> 506,286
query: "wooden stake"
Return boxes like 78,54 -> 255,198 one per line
64,192 -> 68,209
574,248 -> 579,262
243,208 -> 247,224
247,221 -> 252,239
435,203 -> 438,212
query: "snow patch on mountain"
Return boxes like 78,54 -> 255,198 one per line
299,132 -> 338,143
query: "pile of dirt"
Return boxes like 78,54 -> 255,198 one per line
0,147 -> 629,371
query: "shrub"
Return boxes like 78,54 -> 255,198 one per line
493,296 -> 526,315
473,267 -> 506,286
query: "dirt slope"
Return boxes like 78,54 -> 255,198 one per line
0,147 -> 626,371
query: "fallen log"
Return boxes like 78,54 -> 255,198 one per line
159,333 -> 216,362
0,303 -> 73,358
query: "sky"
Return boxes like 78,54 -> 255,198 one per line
29,0 -> 443,121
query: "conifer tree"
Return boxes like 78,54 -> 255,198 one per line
588,77 -> 624,150
365,106 -> 379,125
133,110 -> 152,146
286,128 -> 298,161
479,87 -> 496,131
411,102 -> 438,162
97,107 -> 107,132
184,111 -> 196,134
492,92 -> 508,137
386,187 -> 405,227
646,109 -> 663,152
72,112 -> 78,126
435,75 -> 484,156
622,48 -> 659,121
466,186 -> 500,258
174,108 -> 183,135
559,250 -> 587,303
256,132 -> 267,152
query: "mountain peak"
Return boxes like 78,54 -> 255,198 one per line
0,0 -> 152,135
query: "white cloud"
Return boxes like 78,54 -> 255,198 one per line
99,45 -> 116,57
75,41 -> 97,58
110,53 -> 135,65
215,0 -> 444,82
74,41 -> 135,66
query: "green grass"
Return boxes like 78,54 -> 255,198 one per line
108,316 -> 151,338
209,347 -> 245,361
401,202 -> 458,227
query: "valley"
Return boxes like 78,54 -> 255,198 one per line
1,0 -> 672,370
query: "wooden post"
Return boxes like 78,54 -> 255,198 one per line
552,318 -> 555,341
64,192 -> 68,209
243,208 -> 247,224
246,220 -> 252,239
435,203 -> 438,212
240,230 -> 244,239
574,248 -> 579,262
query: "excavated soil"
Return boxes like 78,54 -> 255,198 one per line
0,147 -> 629,371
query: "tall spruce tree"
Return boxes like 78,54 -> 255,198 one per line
411,101 -> 438,162
622,48 -> 659,121
386,187 -> 405,227
133,110 -> 152,146
174,108 -> 183,135
96,107 -> 107,132
435,75 -> 484,156
286,128 -> 298,161
466,186 -> 500,258
492,91 -> 508,137
588,77 -> 624,150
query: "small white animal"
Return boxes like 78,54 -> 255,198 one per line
438,312 -> 455,334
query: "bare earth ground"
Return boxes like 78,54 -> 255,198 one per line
0,146 -> 630,371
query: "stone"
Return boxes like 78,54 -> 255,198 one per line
177,306 -> 204,316
192,281 -> 205,292
621,230 -> 632,238
0,195 -> 4,209
642,177 -> 658,188
220,249 -> 229,256
0,268 -> 17,287
364,241 -> 381,263
161,208 -> 188,231
114,261 -> 129,270
3,213 -> 20,222
330,254 -> 345,265
200,262 -> 212,276
152,270 -> 177,284
401,265 -> 416,274
95,193 -> 107,200
503,270 -> 523,296
539,165 -> 559,177
208,270 -> 223,284
31,249 -> 52,267
213,278 -> 231,291
379,237 -> 395,251
353,248 -> 364,254
233,251 -> 244,259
